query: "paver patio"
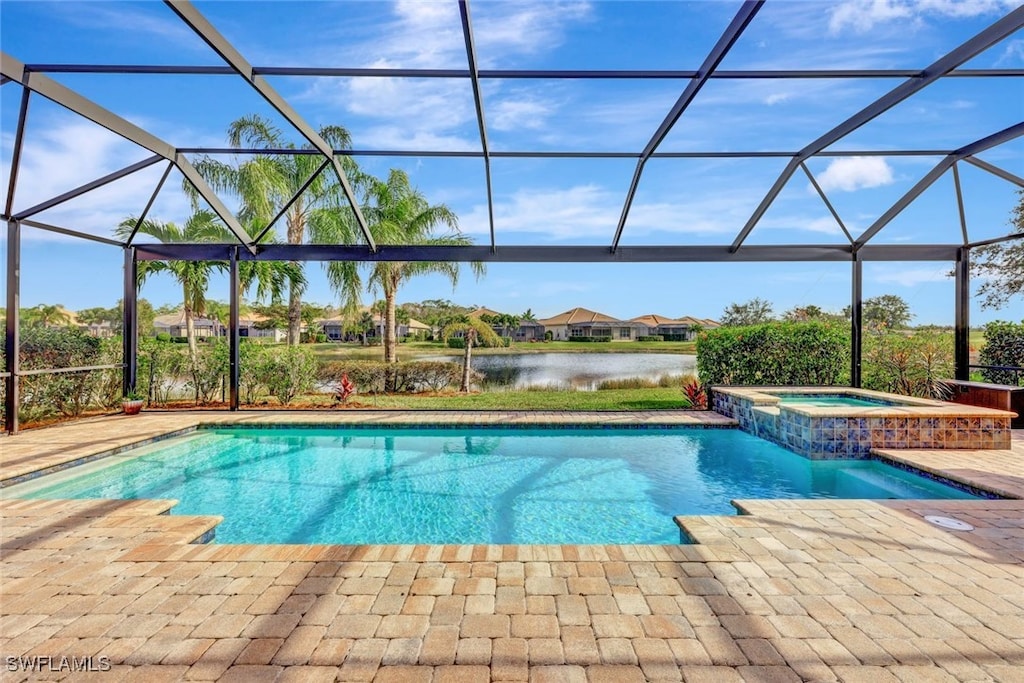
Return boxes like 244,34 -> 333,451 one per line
1,412 -> 1022,681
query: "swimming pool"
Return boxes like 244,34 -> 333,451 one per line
9,427 -> 978,545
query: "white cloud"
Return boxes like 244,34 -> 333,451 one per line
759,215 -> 849,237
50,2 -> 207,51
295,2 -> 593,149
4,117 -> 193,241
996,39 -> 1024,65
829,0 -> 914,34
473,2 -> 593,62
828,0 -> 1015,34
816,157 -> 895,192
490,97 -> 553,132
873,265 -> 951,287
459,184 -> 749,241
353,127 -> 479,152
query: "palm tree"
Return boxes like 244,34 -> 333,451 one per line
319,169 -> 484,391
441,316 -> 502,392
25,304 -> 72,328
357,310 -> 375,346
190,115 -> 356,345
116,212 -> 228,357
116,210 -> 304,356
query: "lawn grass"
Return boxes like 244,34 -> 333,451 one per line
280,387 -> 690,411
310,340 -> 697,362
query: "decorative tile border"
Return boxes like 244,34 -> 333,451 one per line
713,388 -> 1012,459
198,421 -> 738,432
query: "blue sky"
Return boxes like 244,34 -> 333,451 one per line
1,0 -> 1022,325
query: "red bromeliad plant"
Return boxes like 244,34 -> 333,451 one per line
683,379 -> 708,410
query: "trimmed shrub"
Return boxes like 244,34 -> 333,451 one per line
568,336 -> 612,343
697,321 -> 849,386
155,332 -> 171,342
238,341 -> 270,404
637,335 -> 664,342
979,320 -> 1024,385
263,345 -> 319,405
138,337 -> 187,405
447,337 -> 466,349
185,341 -> 229,404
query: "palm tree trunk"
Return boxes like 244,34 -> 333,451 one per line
183,283 -> 198,359
286,210 -> 304,346
288,285 -> 302,345
460,330 -> 475,392
384,286 -> 398,392
184,302 -> 199,403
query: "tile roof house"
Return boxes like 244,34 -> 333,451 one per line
630,314 -> 718,340
320,312 -> 431,342
153,311 -> 223,338
470,308 -> 543,341
537,307 -> 644,341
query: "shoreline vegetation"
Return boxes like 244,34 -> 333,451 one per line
310,340 -> 698,361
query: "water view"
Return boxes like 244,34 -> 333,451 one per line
430,352 -> 696,390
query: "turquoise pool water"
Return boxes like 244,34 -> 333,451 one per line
16,427 -> 976,544
776,394 -> 898,408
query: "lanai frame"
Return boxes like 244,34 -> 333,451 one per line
2,0 -> 1023,433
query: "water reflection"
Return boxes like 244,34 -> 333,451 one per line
428,353 -> 696,390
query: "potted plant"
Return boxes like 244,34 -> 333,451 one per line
122,391 -> 144,415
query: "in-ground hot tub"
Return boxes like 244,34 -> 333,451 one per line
712,386 -> 1014,459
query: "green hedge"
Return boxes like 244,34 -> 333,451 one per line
4,327 -> 121,423
979,320 -> 1024,385
637,335 -> 664,342
697,321 -> 849,386
447,338 -> 466,349
568,336 -> 612,343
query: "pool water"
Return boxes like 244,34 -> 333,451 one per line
777,394 -> 896,408
14,427 -> 976,545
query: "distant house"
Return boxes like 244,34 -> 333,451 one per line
514,320 -> 544,341
320,313 -> 430,342
239,314 -> 287,342
630,314 -> 713,340
153,311 -> 222,338
468,307 -> 542,341
81,320 -> 116,338
537,307 -> 643,341
678,316 -> 720,332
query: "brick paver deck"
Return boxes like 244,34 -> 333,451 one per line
1,412 -> 1022,681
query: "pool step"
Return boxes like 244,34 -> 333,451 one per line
0,498 -> 222,557
0,497 -> 178,517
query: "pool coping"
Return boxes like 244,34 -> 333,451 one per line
711,385 -> 1018,418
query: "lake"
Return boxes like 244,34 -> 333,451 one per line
429,352 -> 696,390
